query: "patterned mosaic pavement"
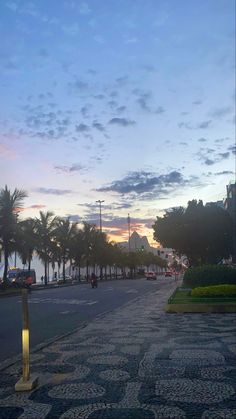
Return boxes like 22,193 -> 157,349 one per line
0,281 -> 236,419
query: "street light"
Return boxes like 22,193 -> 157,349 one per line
96,200 -> 104,232
127,214 -> 131,253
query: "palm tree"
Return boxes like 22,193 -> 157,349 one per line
17,218 -> 36,270
34,211 -> 57,285
81,222 -> 98,280
0,186 -> 27,282
54,218 -> 78,282
70,228 -> 84,281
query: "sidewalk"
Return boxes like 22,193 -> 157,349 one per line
0,280 -> 235,419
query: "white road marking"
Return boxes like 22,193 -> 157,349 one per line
18,298 -> 98,306
125,289 -> 138,294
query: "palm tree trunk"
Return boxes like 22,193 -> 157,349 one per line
86,261 -> 89,281
63,257 -> 66,283
44,262 -> 47,285
3,248 -> 9,282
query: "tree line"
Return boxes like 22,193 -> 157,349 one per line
0,186 -> 167,285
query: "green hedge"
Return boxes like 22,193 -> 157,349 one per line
183,265 -> 236,288
191,284 -> 236,297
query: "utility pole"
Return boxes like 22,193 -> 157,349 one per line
127,213 -> 131,253
96,200 -> 104,232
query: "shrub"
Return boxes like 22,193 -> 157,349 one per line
183,265 -> 236,288
191,284 -> 236,297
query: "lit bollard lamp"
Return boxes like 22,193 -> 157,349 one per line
15,288 -> 38,391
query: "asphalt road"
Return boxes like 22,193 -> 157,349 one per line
0,277 -> 172,364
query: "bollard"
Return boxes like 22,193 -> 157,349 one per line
15,288 -> 38,391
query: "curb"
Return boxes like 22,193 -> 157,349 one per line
165,303 -> 236,313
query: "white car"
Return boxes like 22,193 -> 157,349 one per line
146,271 -> 157,280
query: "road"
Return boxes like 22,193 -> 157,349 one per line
0,277 -> 172,364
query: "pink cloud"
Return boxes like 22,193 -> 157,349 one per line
29,204 -> 46,209
0,143 -> 18,160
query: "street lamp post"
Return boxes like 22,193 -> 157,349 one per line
127,213 -> 131,253
96,200 -> 104,232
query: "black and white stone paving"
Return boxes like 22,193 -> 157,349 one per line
0,280 -> 235,418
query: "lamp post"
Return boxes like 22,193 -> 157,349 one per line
127,213 -> 131,253
96,200 -> 104,232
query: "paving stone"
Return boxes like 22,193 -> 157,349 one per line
0,280 -> 235,419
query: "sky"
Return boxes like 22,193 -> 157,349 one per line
1,0 -> 235,245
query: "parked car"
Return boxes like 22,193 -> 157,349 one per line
165,271 -> 172,277
57,275 -> 73,284
146,271 -> 157,280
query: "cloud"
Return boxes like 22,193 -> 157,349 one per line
76,123 -> 89,132
34,187 -> 72,195
0,143 -> 18,159
68,79 -> 88,92
192,100 -> 202,105
218,152 -> 230,159
211,106 -> 233,118
116,106 -> 126,113
178,122 -> 193,129
54,164 -> 87,173
215,171 -> 234,176
155,106 -> 165,114
65,214 -> 81,222
92,121 -> 106,132
62,23 -> 80,36
96,170 -> 194,200
116,76 -> 129,86
93,35 -> 105,44
108,100 -> 118,109
214,137 -> 229,143
228,145 -> 236,155
196,147 -> 231,166
38,48 -> 48,58
80,105 -> 88,118
124,37 -> 138,44
29,204 -> 46,209
204,158 -> 215,166
137,93 -> 151,112
93,94 -> 105,100
141,65 -> 157,73
178,120 -> 212,130
108,118 -> 136,127
198,137 -> 207,142
197,120 -> 212,129
78,2 -> 91,15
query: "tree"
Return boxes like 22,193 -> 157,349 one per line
153,200 -> 233,267
81,222 -> 98,280
70,228 -> 84,281
17,218 -> 36,270
34,211 -> 57,285
0,186 -> 27,282
54,218 -> 78,282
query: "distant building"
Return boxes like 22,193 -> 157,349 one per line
206,200 -> 224,209
118,231 -> 174,263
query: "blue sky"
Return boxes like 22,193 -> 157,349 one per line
1,0 -> 235,243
